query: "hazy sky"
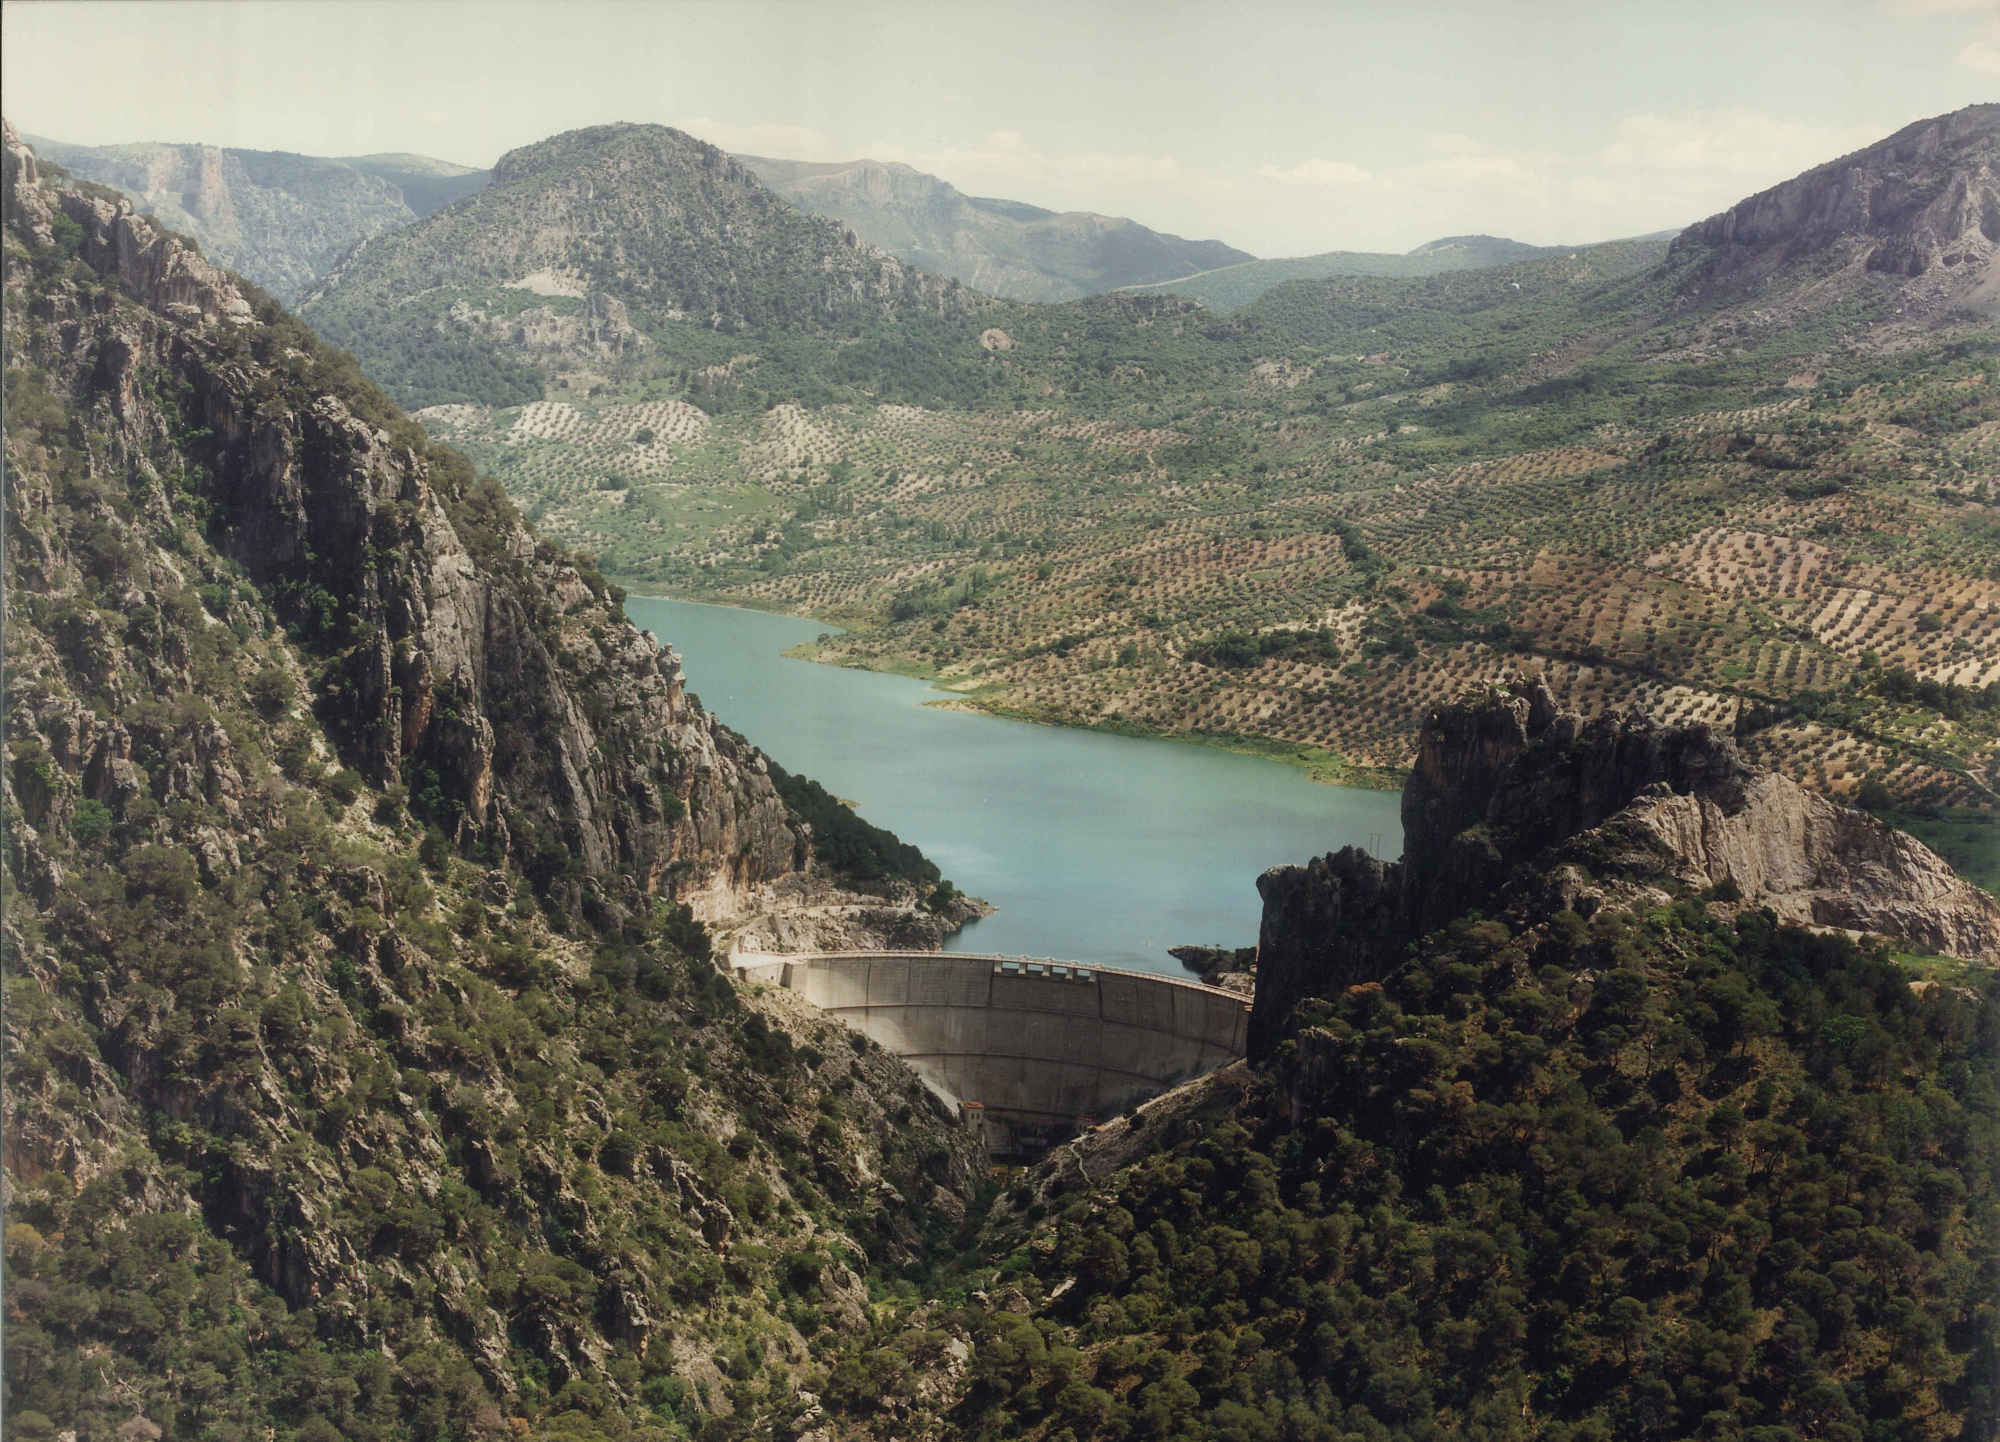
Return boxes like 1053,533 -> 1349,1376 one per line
4,1 -> 1993,255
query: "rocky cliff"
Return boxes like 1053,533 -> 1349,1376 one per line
5,117 -> 987,1434
1251,679 -> 2000,1058
25,134 -> 488,302
1669,102 -> 2000,314
740,153 -> 1251,303
6,118 -> 817,926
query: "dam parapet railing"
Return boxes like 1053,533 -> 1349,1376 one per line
731,949 -> 1249,1156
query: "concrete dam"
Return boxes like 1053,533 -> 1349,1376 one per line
733,950 -> 1250,1156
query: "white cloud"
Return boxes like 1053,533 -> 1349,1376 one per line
678,116 -> 847,161
1601,109 -> 1885,182
1878,0 -> 1997,14
865,129 -> 1184,199
1416,133 -> 1541,185
1255,157 -> 1373,187
1961,23 -> 2000,70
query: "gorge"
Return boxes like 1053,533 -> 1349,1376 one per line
5,80 -> 1999,1442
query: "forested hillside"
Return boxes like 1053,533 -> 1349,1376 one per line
299,123 -> 992,413
2,121 -> 979,1441
814,690 -> 2000,1442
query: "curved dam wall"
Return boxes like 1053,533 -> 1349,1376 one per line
734,951 -> 1249,1156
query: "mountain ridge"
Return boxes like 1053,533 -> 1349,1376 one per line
1117,232 -> 1572,311
23,132 -> 489,301
739,151 -> 1253,302
300,121 -> 991,412
1669,101 -> 2000,314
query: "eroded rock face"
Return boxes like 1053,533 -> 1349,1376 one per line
1670,103 -> 2000,303
1251,849 -> 1400,1061
2,115 -> 818,926
1249,680 -> 2000,1059
1616,776 -> 2000,963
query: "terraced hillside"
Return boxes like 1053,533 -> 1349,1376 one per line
427,340 -> 2000,809
378,109 -> 1999,840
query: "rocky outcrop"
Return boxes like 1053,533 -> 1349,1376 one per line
704,871 -> 992,954
25,132 -> 488,301
1249,679 -> 2000,1059
1612,775 -> 2000,962
1168,944 -> 1256,995
3,118 -> 963,939
1670,103 -> 2000,307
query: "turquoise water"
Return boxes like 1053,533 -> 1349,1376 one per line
626,596 -> 1403,974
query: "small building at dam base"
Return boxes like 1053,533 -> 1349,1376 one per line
733,950 -> 1250,1156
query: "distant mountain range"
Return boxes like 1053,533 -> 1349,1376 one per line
738,154 -> 1253,302
1119,233 -> 1573,311
29,127 -> 1613,314
25,134 -> 488,300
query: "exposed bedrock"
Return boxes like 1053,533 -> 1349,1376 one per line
1249,680 -> 2000,1060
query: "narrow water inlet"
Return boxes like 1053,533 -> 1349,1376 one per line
734,950 -> 1250,1157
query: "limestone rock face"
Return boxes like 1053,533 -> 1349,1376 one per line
1249,680 -> 2000,1059
1,117 -> 827,926
23,132 -> 489,302
1670,103 -> 2000,309
1251,849 -> 1400,1061
1618,776 -> 2000,962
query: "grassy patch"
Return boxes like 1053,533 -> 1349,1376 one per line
1884,807 -> 2000,896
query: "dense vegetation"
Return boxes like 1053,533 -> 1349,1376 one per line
827,901 -> 2000,1442
765,761 -> 940,888
5,140 -> 981,1442
299,123 -> 1001,414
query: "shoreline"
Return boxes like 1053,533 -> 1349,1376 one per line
920,696 -> 1406,791
619,583 -> 1408,794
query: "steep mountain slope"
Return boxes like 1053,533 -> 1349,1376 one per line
3,121 -> 983,1437
817,686 -> 2000,1442
740,153 -> 1252,302
333,151 -> 492,216
300,123 -> 988,411
1670,102 -> 2000,318
23,133 -> 487,302
1119,232 -> 1567,311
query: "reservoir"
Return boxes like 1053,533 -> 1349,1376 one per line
627,596 -> 1403,975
